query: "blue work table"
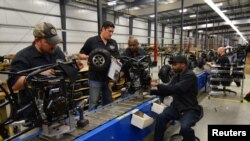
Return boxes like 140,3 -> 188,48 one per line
15,72 -> 207,141
73,72 -> 208,141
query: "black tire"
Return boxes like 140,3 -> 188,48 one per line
88,48 -> 111,72
158,65 -> 172,83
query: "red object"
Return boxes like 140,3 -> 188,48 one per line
154,39 -> 158,62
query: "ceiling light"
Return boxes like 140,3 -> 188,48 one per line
78,9 -> 86,13
222,10 -> 227,13
204,0 -> 246,42
149,14 -> 155,18
131,6 -> 140,10
34,0 -> 46,5
179,9 -> 187,13
189,14 -> 196,18
107,1 -> 117,6
215,3 -> 223,7
198,30 -> 204,33
168,0 -> 176,3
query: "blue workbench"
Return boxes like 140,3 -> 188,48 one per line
13,72 -> 207,141
73,72 -> 208,141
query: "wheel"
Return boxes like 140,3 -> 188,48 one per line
88,48 -> 111,72
158,64 -> 171,83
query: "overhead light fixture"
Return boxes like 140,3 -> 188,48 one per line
198,30 -> 204,33
149,14 -> 155,18
78,9 -> 86,13
183,27 -> 190,30
107,0 -> 117,6
35,0 -> 46,5
179,9 -> 187,13
189,14 -> 196,18
168,0 -> 176,3
215,2 -> 223,7
204,0 -> 246,42
131,6 -> 140,10
222,10 -> 227,13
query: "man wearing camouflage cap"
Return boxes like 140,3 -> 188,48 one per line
8,22 -> 65,123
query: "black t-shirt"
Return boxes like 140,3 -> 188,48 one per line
121,47 -> 146,58
157,69 -> 199,113
216,55 -> 230,66
9,43 -> 65,86
80,35 -> 119,81
8,43 -> 65,119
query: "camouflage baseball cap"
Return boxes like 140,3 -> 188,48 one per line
33,22 -> 62,44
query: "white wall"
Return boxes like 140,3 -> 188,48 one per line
0,0 -> 61,55
0,0 -> 179,56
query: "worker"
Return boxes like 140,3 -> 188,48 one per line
216,47 -> 230,66
122,36 -> 147,58
79,21 -> 120,111
8,22 -> 66,124
246,39 -> 250,53
150,55 -> 201,141
121,36 -> 147,77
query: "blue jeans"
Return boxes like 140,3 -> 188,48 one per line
154,105 -> 200,141
88,80 -> 112,111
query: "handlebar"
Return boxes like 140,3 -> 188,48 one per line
119,55 -> 150,63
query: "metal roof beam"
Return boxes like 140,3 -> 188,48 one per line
159,3 -> 250,21
129,0 -> 222,16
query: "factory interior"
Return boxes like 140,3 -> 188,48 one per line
1,0 -> 250,141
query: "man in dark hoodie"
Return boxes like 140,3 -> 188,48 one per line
151,55 -> 201,141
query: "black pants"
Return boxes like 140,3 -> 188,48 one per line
154,106 -> 200,141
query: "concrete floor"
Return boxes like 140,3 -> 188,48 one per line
144,65 -> 250,141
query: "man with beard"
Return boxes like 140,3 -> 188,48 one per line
8,22 -> 66,124
150,55 -> 201,141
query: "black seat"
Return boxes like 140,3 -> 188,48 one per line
170,105 -> 204,141
210,64 -> 237,95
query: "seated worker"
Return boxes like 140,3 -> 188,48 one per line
8,22 -> 67,123
150,55 -> 201,141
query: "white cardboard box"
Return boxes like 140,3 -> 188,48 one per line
108,57 -> 122,81
151,100 -> 166,114
131,110 -> 154,129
